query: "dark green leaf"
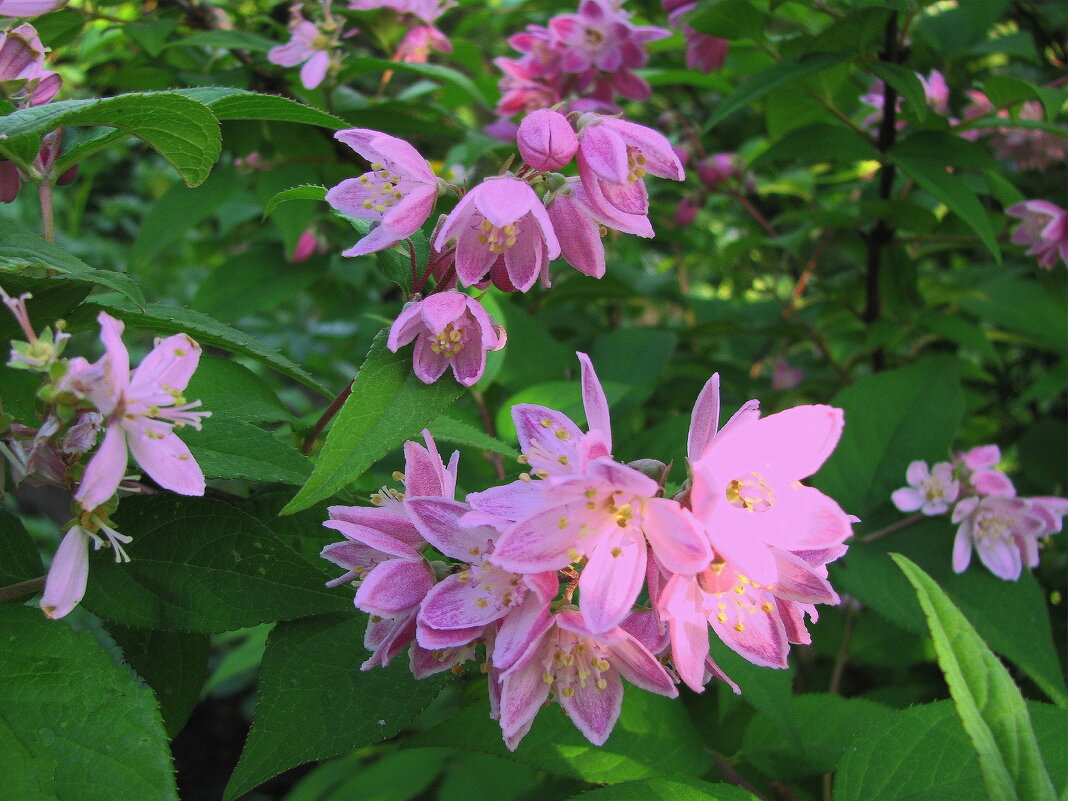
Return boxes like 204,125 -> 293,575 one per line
591,329 -> 677,409
191,244 -> 322,323
868,63 -> 929,122
708,637 -> 800,749
688,1 -> 766,41
282,329 -> 464,514
568,778 -> 760,801
753,122 -> 879,165
223,613 -> 451,800
175,87 -> 346,129
82,495 -> 349,632
170,30 -> 280,52
429,414 -> 519,459
0,364 -> 39,426
958,272 -> 1067,353
0,509 -> 43,587
184,357 -> 295,424
348,57 -> 490,108
179,417 -> 311,485
706,53 -> 846,128
0,604 -> 177,800
263,184 -> 328,219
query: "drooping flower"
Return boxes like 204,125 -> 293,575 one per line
0,23 -> 60,106
683,28 -> 728,73
387,291 -> 505,387
1006,200 -> 1068,270
517,108 -> 578,172
394,24 -> 451,63
891,460 -> 960,516
70,312 -> 209,512
0,0 -> 67,18
696,152 -> 739,189
434,176 -> 560,292
326,128 -> 439,256
39,513 -> 134,620
268,19 -> 334,90
951,495 -> 1046,581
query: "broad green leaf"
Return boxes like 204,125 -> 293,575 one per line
82,495 -> 350,632
175,87 -> 346,129
813,356 -> 963,519
688,1 -> 766,41
753,122 -> 879,165
191,244 -> 322,323
239,488 -> 337,572
184,357 -> 295,424
0,605 -> 178,801
568,778 -> 760,801
958,272 -> 1067,353
709,637 -> 800,749
170,30 -> 279,52
0,92 -> 220,186
263,184 -> 328,219
706,53 -> 846,128
282,329 -> 464,514
893,131 -> 997,171
409,686 -> 713,784
108,625 -> 210,738
283,749 -> 452,801
835,700 -> 1066,801
892,555 -> 1056,801
802,7 -> 893,55
70,297 -> 330,396
891,151 -> 1001,262
0,508 -> 43,587
223,613 -> 451,801
429,414 -> 520,459
868,63 -> 929,122
348,57 -> 490,107
982,75 -> 1068,122
179,417 -> 311,485
435,752 -> 539,801
917,310 -> 1000,364
480,292 -> 572,391
0,219 -> 146,308
591,329 -> 677,409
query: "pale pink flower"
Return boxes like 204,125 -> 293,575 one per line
517,109 -> 578,172
290,229 -> 327,262
394,25 -> 451,63
891,460 -> 959,516
576,113 -> 684,216
952,444 -> 1015,497
951,495 -> 1046,581
496,609 -> 677,749
71,312 -> 209,511
919,69 -> 949,115
0,23 -> 60,106
550,0 -> 669,75
387,291 -> 505,387
349,0 -> 455,26
268,20 -> 333,90
40,514 -> 133,620
0,0 -> 67,17
326,128 -> 439,256
771,358 -> 803,390
963,93 -> 1067,170
434,176 -> 560,292
1006,200 -> 1068,270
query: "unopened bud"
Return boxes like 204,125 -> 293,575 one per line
517,109 -> 578,172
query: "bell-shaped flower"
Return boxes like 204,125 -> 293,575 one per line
394,24 -> 451,63
387,291 -> 505,387
73,313 -> 209,512
434,176 -> 560,292
40,513 -> 136,620
0,23 -> 60,106
951,496 -> 1046,581
0,0 -> 67,18
891,460 -> 959,516
517,109 -> 578,171
326,128 -> 439,257
496,609 -> 677,749
268,19 -> 333,89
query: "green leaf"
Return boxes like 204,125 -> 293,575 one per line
263,184 -> 328,219
868,63 -> 929,122
708,637 -> 800,749
82,495 -> 349,633
753,122 -> 880,165
480,292 -> 572,391
0,509 -> 43,587
409,686 -> 713,784
184,357 -> 295,424
0,363 -> 42,426
169,30 -> 279,52
958,272 -> 1067,353
0,92 -> 220,187
348,57 -> 490,108
282,329 -> 464,514
70,297 -> 330,396
706,53 -> 846,128
0,604 -> 178,801
567,778 -> 760,801
688,1 -> 766,41
892,555 -> 1056,801
891,151 -> 1001,263
982,76 -> 1068,122
0,219 -> 146,308
191,244 -> 322,323
108,625 -> 210,738
223,613 -> 452,801
283,749 -> 452,801
917,310 -> 1000,364
591,329 -> 677,409
813,356 -> 963,519
892,131 -> 997,171
174,87 -> 346,129
429,414 -> 519,459
179,417 -> 311,485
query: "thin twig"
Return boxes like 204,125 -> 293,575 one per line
0,575 -> 45,602
853,512 -> 923,544
828,602 -> 858,694
471,389 -> 505,481
710,752 -> 773,801
302,379 -> 355,454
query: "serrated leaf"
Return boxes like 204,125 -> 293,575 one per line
70,297 -> 330,396
705,53 -> 845,128
184,357 -> 295,424
81,495 -> 350,633
813,356 -> 963,519
409,686 -> 713,783
179,417 -> 311,484
282,328 -> 464,514
568,778 -> 760,801
223,613 -> 451,800
892,555 -> 1056,801
868,62 -> 929,122
0,92 -> 220,186
263,184 -> 328,219
429,414 -> 519,459
0,605 -> 178,801
0,508 -> 43,587
0,219 -> 146,307
174,87 -> 346,129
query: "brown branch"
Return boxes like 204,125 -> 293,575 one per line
0,575 -> 44,602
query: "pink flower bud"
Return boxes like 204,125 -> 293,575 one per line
675,196 -> 700,227
291,229 -> 319,263
517,109 -> 579,171
697,153 -> 737,189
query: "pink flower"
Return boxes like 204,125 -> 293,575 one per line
0,0 -> 67,17
268,20 -> 333,90
434,176 -> 560,292
891,460 -> 959,516
387,291 -> 505,387
550,0 -> 669,75
290,228 -> 326,262
349,0 -> 455,26
683,29 -> 728,73
674,196 -> 700,227
517,108 -> 578,172
326,128 -> 439,256
696,152 -> 738,189
1006,200 -> 1068,270
576,114 -> 684,216
394,25 -> 451,63
496,609 -> 677,748
951,496 -> 1046,581
919,69 -> 949,115
71,312 -> 209,511
0,23 -> 61,107
771,358 -> 803,390
40,514 -> 134,620
953,444 -> 1015,497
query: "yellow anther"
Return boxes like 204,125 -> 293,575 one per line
561,687 -> 575,698
475,598 -> 488,608
584,489 -> 597,499
174,348 -> 186,357
517,455 -> 530,464
717,612 -> 727,623
733,622 -> 746,632
596,678 -> 607,690
761,602 -> 773,612
392,471 -> 405,482
555,429 -> 570,440
567,548 -> 581,562
558,517 -> 568,529
558,455 -> 569,465
540,418 -> 553,428
543,672 -> 554,684
610,547 -> 622,557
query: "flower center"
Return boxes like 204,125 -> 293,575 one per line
429,323 -> 465,358
726,472 -> 775,512
358,162 -> 406,214
477,218 -> 519,255
626,147 -> 647,183
543,633 -> 612,697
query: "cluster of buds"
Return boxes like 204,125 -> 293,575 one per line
322,353 -> 855,748
323,112 -> 683,385
0,290 -> 210,618
891,445 -> 1066,581
491,0 -> 670,127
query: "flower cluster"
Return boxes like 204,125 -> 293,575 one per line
962,91 -> 1066,171
1006,200 -> 1068,270
891,445 -> 1067,581
491,0 -> 670,126
0,292 -> 209,618
324,116 -> 683,386
322,353 -> 854,748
